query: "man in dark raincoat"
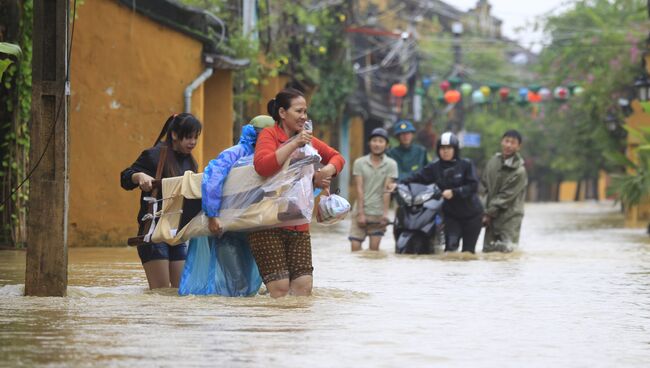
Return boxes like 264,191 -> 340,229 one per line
480,130 -> 528,253
387,120 -> 429,181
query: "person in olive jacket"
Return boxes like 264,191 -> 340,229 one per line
387,120 -> 428,181
480,130 -> 527,253
400,132 -> 483,253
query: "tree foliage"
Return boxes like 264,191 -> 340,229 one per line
0,0 -> 32,247
181,0 -> 355,127
534,0 -> 648,182
606,127 -> 650,206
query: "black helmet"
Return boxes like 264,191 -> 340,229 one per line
436,131 -> 460,158
369,127 -> 390,143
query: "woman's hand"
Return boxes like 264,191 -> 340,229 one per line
208,217 -> 223,236
292,129 -> 313,147
442,189 -> 454,200
133,172 -> 155,192
313,169 -> 332,192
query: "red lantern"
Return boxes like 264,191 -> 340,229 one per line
527,91 -> 542,103
444,90 -> 461,104
439,80 -> 451,92
391,83 -> 408,98
498,87 -> 510,101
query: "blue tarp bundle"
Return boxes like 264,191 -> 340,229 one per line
178,233 -> 262,297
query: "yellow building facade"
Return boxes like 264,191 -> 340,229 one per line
68,0 -> 238,246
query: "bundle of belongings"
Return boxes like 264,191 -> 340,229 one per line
140,145 -> 321,246
316,194 -> 351,225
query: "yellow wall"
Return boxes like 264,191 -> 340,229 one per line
623,52 -> 650,226
203,70 -> 234,161
598,170 -> 609,201
558,182 -> 578,202
257,75 -> 291,116
68,0 -> 232,246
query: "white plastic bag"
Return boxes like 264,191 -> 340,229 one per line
316,194 -> 351,225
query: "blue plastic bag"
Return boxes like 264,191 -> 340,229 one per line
178,233 -> 262,297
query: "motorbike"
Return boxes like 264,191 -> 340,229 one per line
393,182 -> 445,254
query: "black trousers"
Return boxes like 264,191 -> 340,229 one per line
444,213 -> 482,253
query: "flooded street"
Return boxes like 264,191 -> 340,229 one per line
1,202 -> 650,367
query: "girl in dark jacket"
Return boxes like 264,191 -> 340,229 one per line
120,113 -> 202,289
402,132 -> 483,253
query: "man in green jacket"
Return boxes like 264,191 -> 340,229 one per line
387,120 -> 428,181
480,130 -> 528,253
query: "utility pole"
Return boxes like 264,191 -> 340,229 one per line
451,21 -> 464,134
25,0 -> 69,297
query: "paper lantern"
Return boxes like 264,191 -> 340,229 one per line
444,90 -> 461,104
448,77 -> 462,88
480,85 -> 491,97
528,84 -> 541,93
472,90 -> 485,104
439,80 -> 451,92
498,87 -> 510,101
460,83 -> 473,96
527,91 -> 542,103
391,83 -> 408,98
518,87 -> 529,99
554,87 -> 568,100
573,86 -> 584,96
422,78 -> 432,90
488,82 -> 501,92
539,88 -> 551,101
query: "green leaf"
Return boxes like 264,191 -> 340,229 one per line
603,150 -> 637,170
0,59 -> 12,80
0,42 -> 22,58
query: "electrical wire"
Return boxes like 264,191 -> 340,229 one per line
1,0 -> 77,208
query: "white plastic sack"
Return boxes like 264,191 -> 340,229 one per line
316,194 -> 351,225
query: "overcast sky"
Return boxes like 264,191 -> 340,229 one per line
451,0 -> 572,51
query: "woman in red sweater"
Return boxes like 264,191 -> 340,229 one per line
250,88 -> 345,298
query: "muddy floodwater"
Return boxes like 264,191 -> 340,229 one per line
1,202 -> 649,367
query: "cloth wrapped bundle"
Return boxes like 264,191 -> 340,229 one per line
150,148 -> 320,246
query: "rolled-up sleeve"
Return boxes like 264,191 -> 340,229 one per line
313,138 -> 345,175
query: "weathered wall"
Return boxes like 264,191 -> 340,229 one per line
68,0 -> 230,246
